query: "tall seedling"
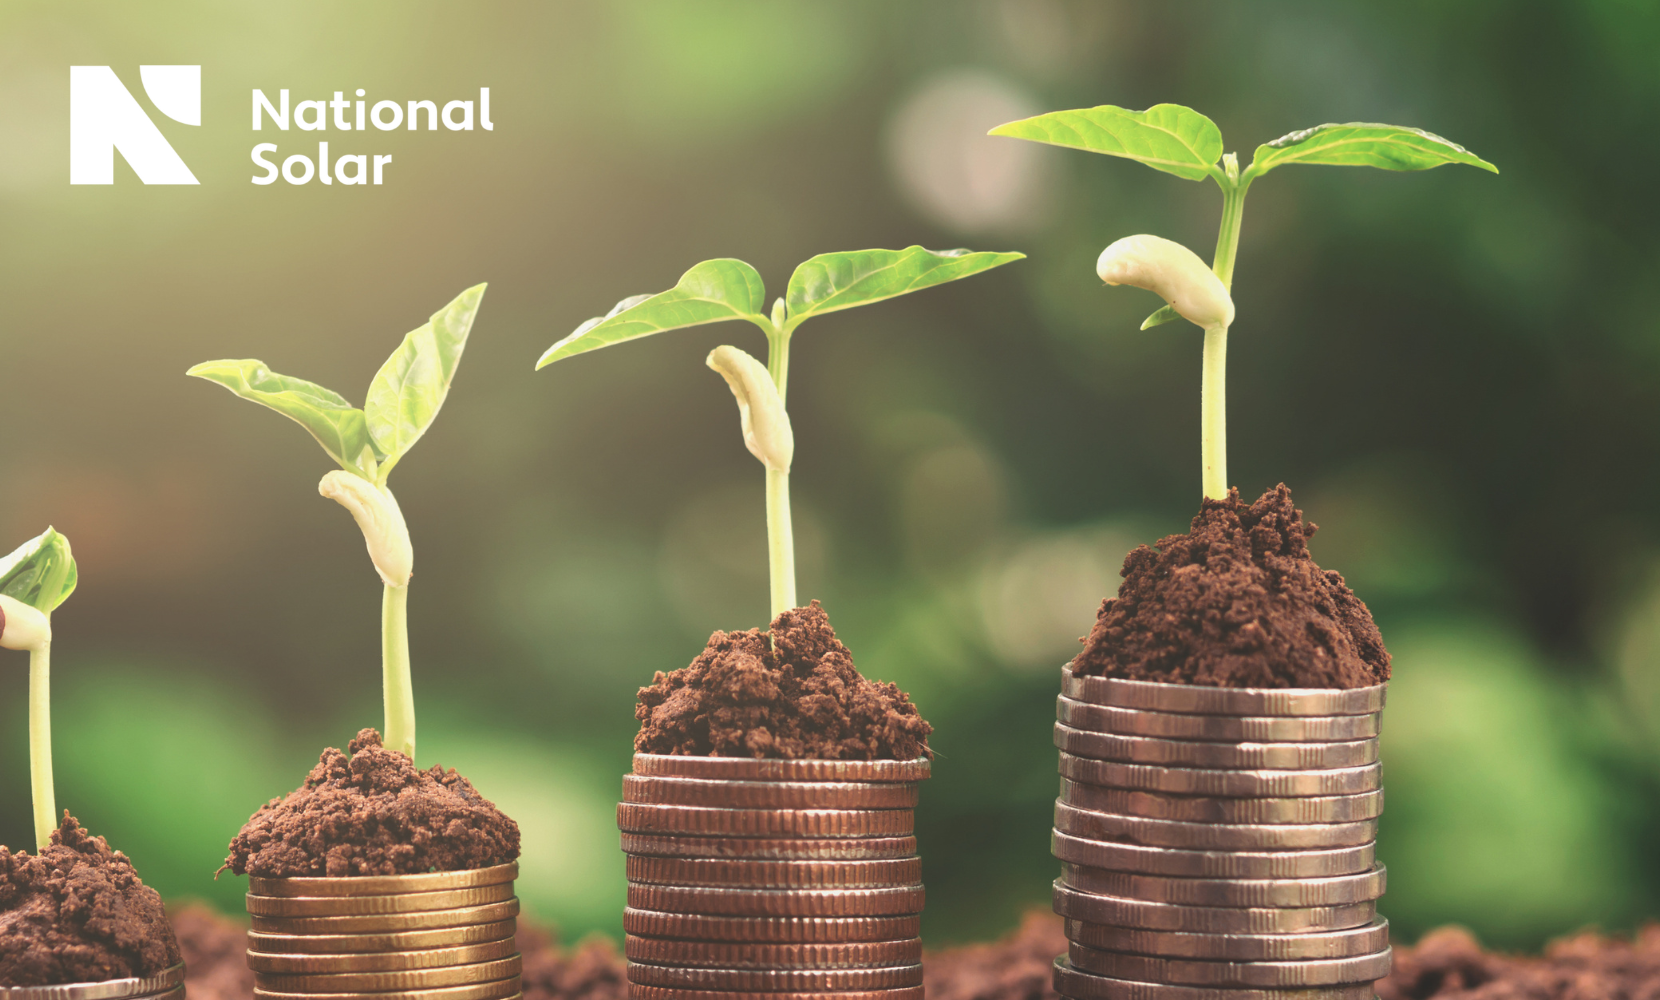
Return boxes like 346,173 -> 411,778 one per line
188,285 -> 485,761
0,528 -> 77,849
991,107 -> 1496,499
537,247 -> 1023,619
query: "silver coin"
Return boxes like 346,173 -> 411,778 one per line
1056,754 -> 1381,798
1059,864 -> 1387,908
1064,919 -> 1391,962
1060,780 -> 1384,825
1068,943 -> 1393,988
1054,796 -> 1377,850
1060,670 -> 1387,718
0,966 -> 187,1000
1053,725 -> 1378,771
1052,957 -> 1377,1000
1051,831 -> 1374,879
1057,699 -> 1381,743
1052,883 -> 1376,934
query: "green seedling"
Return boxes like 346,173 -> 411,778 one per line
537,246 -> 1023,619
188,285 -> 485,762
0,527 -> 78,849
991,106 -> 1496,499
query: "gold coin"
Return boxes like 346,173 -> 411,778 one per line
247,938 -> 517,973
624,908 -> 921,943
628,988 -> 920,1000
1060,669 -> 1386,718
253,955 -> 520,992
621,834 -> 917,861
625,935 -> 922,969
0,963 -> 187,1000
252,979 -> 520,1000
247,919 -> 518,955
249,863 -> 517,898
626,856 -> 921,888
246,883 -> 514,917
249,899 -> 519,935
626,884 -> 925,918
617,804 -> 914,838
625,964 -> 923,991
623,776 -> 920,810
633,755 -> 930,783
131,987 -> 183,1000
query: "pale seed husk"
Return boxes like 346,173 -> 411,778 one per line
624,776 -> 920,809
622,908 -> 921,943
249,899 -> 519,935
1055,698 -> 1380,743
626,883 -> 925,918
616,803 -> 914,839
621,834 -> 917,861
624,935 -> 922,969
624,962 -> 923,991
247,919 -> 519,954
1067,943 -> 1393,988
249,863 -> 518,898
625,856 -> 921,888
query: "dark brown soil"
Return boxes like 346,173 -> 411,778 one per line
0,813 -> 181,986
925,910 -> 1069,1000
1381,924 -> 1660,1000
518,922 -> 627,1000
172,903 -> 254,1000
222,729 -> 520,878
1072,484 -> 1391,689
635,601 -> 933,760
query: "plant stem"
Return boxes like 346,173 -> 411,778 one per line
1198,166 -> 1252,501
764,326 -> 797,619
382,583 -> 415,760
29,641 -> 54,850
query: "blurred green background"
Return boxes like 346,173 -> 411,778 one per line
0,0 -> 1657,952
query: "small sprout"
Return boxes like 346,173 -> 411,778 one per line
0,527 -> 77,849
992,104 -> 1495,500
188,285 -> 486,762
1096,235 -> 1234,332
318,471 -> 413,587
541,246 -> 1023,620
707,345 -> 793,473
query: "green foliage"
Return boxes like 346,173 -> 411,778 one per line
185,360 -> 379,479
1141,303 -> 1179,330
0,528 -> 77,614
988,104 -> 1223,181
366,284 -> 487,480
782,247 -> 1026,332
189,285 -> 487,484
537,260 -> 769,368
1248,123 -> 1499,176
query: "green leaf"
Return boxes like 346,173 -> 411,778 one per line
1141,304 -> 1180,330
186,359 -> 376,479
784,246 -> 1025,329
1248,123 -> 1498,176
988,104 -> 1223,182
365,283 -> 486,480
537,259 -> 768,369
0,528 -> 77,613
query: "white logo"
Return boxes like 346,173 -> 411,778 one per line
70,66 -> 200,184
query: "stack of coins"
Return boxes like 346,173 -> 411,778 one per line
1,964 -> 185,1000
244,863 -> 522,1000
619,753 -> 930,1000
1049,670 -> 1390,1000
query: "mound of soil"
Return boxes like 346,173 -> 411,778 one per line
171,903 -> 254,1000
1381,924 -> 1660,1000
1072,484 -> 1390,689
223,729 -> 520,878
635,601 -> 932,759
0,813 -> 181,986
924,910 -> 1069,1000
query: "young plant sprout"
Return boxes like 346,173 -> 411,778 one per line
188,284 -> 485,762
537,247 -> 1022,619
0,527 -> 77,849
991,106 -> 1496,499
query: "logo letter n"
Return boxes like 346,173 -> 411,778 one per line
70,66 -> 200,184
